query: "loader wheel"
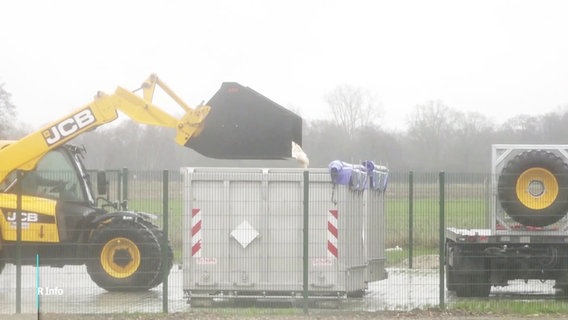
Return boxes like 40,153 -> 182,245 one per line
498,150 -> 568,227
87,220 -> 163,291
141,221 -> 173,288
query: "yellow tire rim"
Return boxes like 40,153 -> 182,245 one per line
516,167 -> 559,210
100,237 -> 141,279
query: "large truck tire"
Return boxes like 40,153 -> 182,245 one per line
141,221 -> 174,288
86,220 -> 168,291
451,260 -> 491,297
447,243 -> 491,297
498,150 -> 568,227
453,272 -> 491,298
445,242 -> 458,292
446,265 -> 457,292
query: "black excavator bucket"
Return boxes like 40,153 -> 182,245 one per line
186,82 -> 303,159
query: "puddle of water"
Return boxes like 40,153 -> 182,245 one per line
1,265 -> 564,314
0,264 -> 190,314
365,268 -> 443,311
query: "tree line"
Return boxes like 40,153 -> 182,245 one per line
2,83 -> 568,173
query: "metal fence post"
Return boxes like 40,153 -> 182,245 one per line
162,170 -> 169,313
116,169 -> 122,202
36,254 -> 40,314
303,170 -> 309,314
439,171 -> 445,309
16,170 -> 22,314
484,176 -> 490,228
122,167 -> 129,206
408,171 -> 414,269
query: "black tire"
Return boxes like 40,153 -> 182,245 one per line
142,221 -> 173,288
449,247 -> 491,298
446,265 -> 457,292
86,220 -> 163,291
454,272 -> 491,298
453,273 -> 470,297
470,274 -> 491,297
445,243 -> 457,292
498,150 -> 568,227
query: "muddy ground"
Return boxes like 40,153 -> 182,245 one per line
0,309 -> 566,320
2,261 -> 566,319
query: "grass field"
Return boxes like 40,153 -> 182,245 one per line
386,197 -> 488,248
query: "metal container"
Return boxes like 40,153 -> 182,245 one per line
365,187 -> 388,282
181,167 -> 387,301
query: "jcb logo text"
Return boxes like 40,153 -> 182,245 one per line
6,211 -> 38,222
43,108 -> 96,145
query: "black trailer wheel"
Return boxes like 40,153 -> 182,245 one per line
445,243 -> 457,292
448,245 -> 491,298
86,220 -> 163,291
446,265 -> 457,292
498,150 -> 568,227
469,273 -> 491,297
453,272 -> 491,298
453,273 -> 470,297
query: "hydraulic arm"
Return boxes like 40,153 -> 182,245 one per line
0,74 -> 210,182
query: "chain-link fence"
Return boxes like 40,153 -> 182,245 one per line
0,168 -> 565,315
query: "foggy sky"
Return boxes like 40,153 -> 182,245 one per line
1,0 -> 567,131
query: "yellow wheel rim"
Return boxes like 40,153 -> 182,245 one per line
100,237 -> 140,279
516,167 -> 559,210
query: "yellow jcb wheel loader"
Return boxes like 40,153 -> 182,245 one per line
0,74 -> 306,291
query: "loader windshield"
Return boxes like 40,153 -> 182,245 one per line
19,149 -> 87,202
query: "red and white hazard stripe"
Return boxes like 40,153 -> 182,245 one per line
327,209 -> 338,258
191,208 -> 202,257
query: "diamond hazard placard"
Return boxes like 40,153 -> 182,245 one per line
231,220 -> 259,249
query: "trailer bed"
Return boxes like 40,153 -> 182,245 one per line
446,227 -> 568,244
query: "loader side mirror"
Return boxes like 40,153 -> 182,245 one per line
97,171 -> 108,195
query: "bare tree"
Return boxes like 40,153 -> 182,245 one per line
324,85 -> 381,137
0,83 -> 17,139
406,100 -> 460,170
500,114 -> 543,144
452,111 -> 495,172
540,110 -> 568,143
302,119 -> 350,165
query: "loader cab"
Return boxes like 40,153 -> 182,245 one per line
4,145 -> 96,206
37,145 -> 96,205
0,145 -> 100,243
